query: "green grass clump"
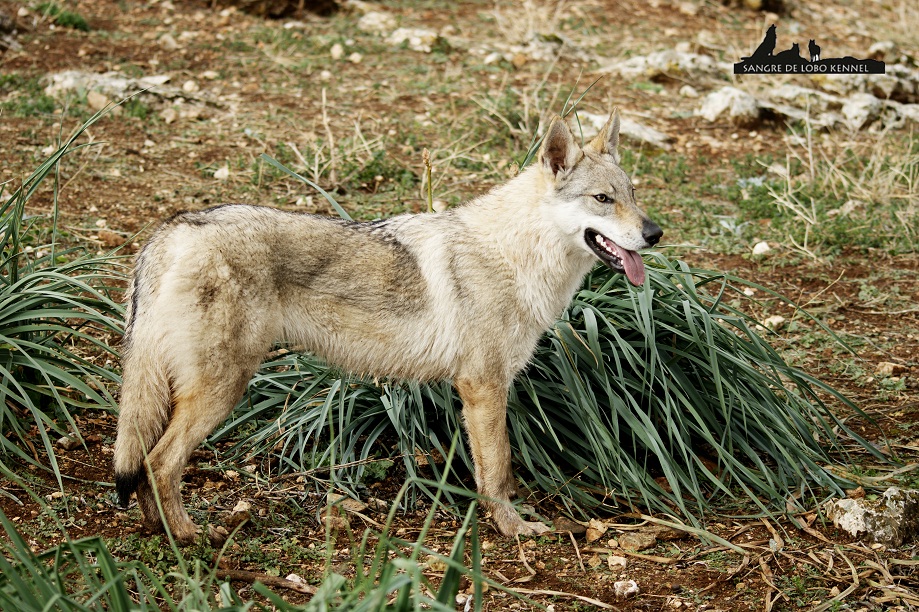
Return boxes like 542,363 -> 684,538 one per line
218,253 -> 882,523
0,110 -> 124,488
37,2 -> 90,31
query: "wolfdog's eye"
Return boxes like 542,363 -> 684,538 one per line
593,194 -> 610,203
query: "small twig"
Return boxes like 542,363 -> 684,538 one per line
569,531 -> 586,573
278,455 -> 408,480
320,88 -> 337,185
583,547 -> 677,565
215,569 -> 317,595
759,554 -> 788,610
512,587 -> 620,610
513,535 -> 537,583
422,148 -> 433,213
812,547 -> 860,612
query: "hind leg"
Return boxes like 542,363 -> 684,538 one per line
142,371 -> 255,544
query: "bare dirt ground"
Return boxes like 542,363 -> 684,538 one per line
1,0 -> 918,609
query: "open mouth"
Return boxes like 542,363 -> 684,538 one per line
585,229 -> 646,286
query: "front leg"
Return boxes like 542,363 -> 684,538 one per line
455,377 -> 551,537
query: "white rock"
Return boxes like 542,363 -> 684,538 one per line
320,70 -> 332,81
44,71 -> 172,100
483,52 -> 503,65
614,580 -> 640,598
330,43 -> 344,60
86,90 -> 109,111
867,40 -> 895,58
182,80 -> 199,93
232,500 -> 252,514
599,50 -> 727,80
357,11 -> 396,34
679,84 -> 699,98
842,93 -> 882,130
752,241 -> 771,255
608,555 -> 628,569
347,52 -> 363,64
387,27 -> 439,53
763,315 -> 786,330
160,107 -> 178,124
159,33 -> 179,50
698,87 -> 759,125
285,573 -> 305,584
214,166 -> 230,180
824,487 -> 919,547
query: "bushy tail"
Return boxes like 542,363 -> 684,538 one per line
113,277 -> 172,507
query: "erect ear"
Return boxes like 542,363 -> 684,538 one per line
585,108 -> 620,163
539,117 -> 581,178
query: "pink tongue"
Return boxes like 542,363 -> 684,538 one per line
617,246 -> 646,286
609,241 -> 645,286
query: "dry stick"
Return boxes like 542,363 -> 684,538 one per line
216,569 -> 317,595
320,88 -> 336,186
422,148 -> 433,212
278,455 -> 408,480
583,547 -> 676,565
760,517 -> 785,551
568,531 -> 587,573
513,535 -> 537,583
759,554 -> 789,611
812,548 -> 861,612
512,587 -> 620,611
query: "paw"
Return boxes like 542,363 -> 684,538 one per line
511,520 -> 553,537
171,521 -> 201,546
492,504 -> 552,537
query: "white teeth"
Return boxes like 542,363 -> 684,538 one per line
594,233 -> 619,258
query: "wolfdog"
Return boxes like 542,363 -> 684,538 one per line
113,110 -> 663,542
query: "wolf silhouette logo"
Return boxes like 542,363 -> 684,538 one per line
808,39 -> 821,62
734,25 -> 883,74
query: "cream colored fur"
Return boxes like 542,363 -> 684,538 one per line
113,110 -> 662,542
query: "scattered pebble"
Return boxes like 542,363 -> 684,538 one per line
56,435 -> 80,450
86,90 -> 109,111
619,531 -> 657,551
876,362 -> 907,377
357,11 -> 396,34
160,107 -> 178,124
158,33 -> 179,50
698,87 -> 760,125
330,43 -> 344,60
679,84 -> 699,98
763,315 -> 786,330
214,166 -> 230,180
614,579 -> 640,598
752,241 -> 771,255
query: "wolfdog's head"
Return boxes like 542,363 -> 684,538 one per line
539,110 -> 662,285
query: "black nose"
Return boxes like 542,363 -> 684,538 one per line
642,219 -> 663,246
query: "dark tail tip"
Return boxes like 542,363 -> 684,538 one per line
114,468 -> 144,507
